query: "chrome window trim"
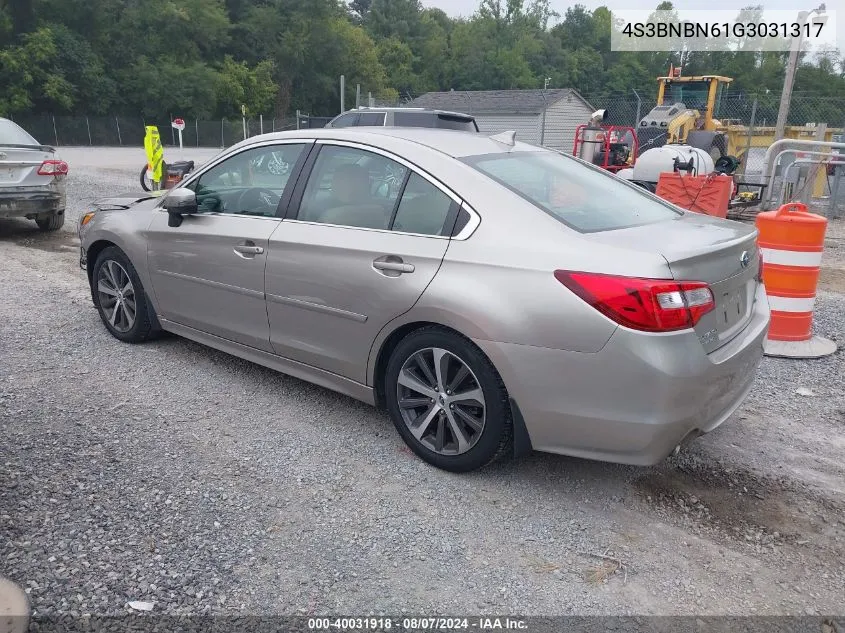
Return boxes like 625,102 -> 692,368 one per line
150,208 -> 283,221
283,218 -> 450,240
453,202 -> 481,241
310,139 -> 481,240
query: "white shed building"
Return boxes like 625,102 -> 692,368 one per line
407,89 -> 594,152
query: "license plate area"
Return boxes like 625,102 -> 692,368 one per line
0,168 -> 19,181
720,288 -> 745,329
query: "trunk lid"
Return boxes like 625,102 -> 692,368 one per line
583,213 -> 761,353
0,145 -> 56,187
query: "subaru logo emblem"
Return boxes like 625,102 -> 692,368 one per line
0,152 -> 6,160
740,251 -> 750,268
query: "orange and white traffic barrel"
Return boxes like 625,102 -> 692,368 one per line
755,202 -> 836,358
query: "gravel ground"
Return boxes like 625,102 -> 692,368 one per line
1,160 -> 844,618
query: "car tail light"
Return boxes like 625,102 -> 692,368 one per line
756,250 -> 764,283
37,160 -> 69,176
554,270 -> 715,333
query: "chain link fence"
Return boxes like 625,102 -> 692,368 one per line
8,115 -> 297,148
11,92 -> 843,206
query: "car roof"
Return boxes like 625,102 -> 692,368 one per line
234,127 -> 542,159
347,107 -> 475,118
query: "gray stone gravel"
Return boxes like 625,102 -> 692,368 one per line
1,162 -> 844,618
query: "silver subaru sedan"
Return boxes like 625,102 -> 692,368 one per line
78,128 -> 769,472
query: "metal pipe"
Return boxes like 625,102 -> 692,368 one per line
831,163 -> 843,219
779,158 -> 845,208
765,148 -> 844,208
743,99 -> 757,169
632,89 -> 642,128
539,89 -> 548,147
761,139 -> 845,208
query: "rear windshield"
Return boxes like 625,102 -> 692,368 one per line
0,119 -> 39,145
393,111 -> 477,131
463,151 -> 681,232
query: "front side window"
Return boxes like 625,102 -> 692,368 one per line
464,151 -> 681,233
296,146 -> 409,229
191,144 -> 305,217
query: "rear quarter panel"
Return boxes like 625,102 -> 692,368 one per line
366,156 -> 676,384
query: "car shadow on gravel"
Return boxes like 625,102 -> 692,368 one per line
0,218 -> 79,253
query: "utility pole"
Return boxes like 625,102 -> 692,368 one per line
775,6 -> 826,141
340,75 -> 345,113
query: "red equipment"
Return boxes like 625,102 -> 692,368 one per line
572,125 -> 638,173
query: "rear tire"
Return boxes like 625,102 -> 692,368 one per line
92,246 -> 157,343
384,326 -> 513,472
140,165 -> 152,191
35,211 -> 65,231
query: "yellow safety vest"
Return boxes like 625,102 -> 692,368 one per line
143,126 -> 164,185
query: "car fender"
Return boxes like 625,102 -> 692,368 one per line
82,205 -> 159,313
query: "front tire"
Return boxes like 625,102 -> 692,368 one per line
92,246 -> 157,343
35,211 -> 65,231
384,327 -> 513,472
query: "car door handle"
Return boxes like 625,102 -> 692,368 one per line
373,258 -> 415,274
233,242 -> 264,257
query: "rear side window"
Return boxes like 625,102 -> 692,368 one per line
330,113 -> 359,128
464,151 -> 681,233
393,111 -> 476,131
391,173 -> 455,236
358,112 -> 386,126
434,115 -> 478,131
0,119 -> 39,145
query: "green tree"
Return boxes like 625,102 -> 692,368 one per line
214,57 -> 278,117
0,27 -> 73,115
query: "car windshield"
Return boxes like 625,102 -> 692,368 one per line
0,119 -> 39,146
463,151 -> 681,233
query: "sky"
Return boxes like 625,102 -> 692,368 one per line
420,0 -> 832,19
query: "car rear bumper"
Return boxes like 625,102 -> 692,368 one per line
0,188 -> 65,219
474,284 -> 770,465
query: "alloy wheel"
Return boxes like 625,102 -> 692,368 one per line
396,347 -> 486,456
97,260 -> 136,333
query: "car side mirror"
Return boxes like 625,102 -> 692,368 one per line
163,187 -> 198,227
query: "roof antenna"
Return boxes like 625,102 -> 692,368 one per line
490,130 -> 516,147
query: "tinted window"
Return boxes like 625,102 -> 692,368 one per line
392,111 -> 476,131
330,113 -> 359,128
464,151 -> 681,233
0,119 -> 39,145
191,144 -> 304,217
297,145 -> 409,229
434,114 -> 478,131
391,174 -> 454,236
358,112 -> 386,126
